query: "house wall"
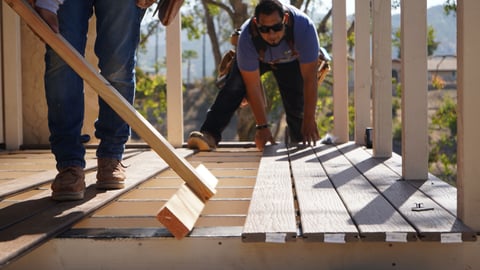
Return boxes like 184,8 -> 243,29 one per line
20,18 -> 100,146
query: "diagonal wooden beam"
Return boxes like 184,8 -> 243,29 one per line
3,0 -> 217,238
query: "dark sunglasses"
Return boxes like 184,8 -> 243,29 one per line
257,22 -> 284,33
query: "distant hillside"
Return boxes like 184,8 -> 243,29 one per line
137,5 -> 456,80
392,5 -> 456,57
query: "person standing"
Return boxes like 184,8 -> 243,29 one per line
33,0 -> 154,201
188,0 -> 321,151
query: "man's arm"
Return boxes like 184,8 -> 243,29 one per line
300,60 -> 320,145
240,69 -> 275,150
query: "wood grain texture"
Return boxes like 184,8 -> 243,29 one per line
0,150 -> 186,267
242,144 -> 297,242
316,144 -> 416,242
339,143 -> 476,242
289,145 -> 358,242
3,0 -> 215,201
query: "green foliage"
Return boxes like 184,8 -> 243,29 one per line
134,67 -> 169,127
428,95 -> 457,184
431,95 -> 457,136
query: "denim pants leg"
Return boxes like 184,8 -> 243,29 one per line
271,61 -> 305,142
44,0 -> 94,170
201,60 -> 246,143
93,0 -> 145,160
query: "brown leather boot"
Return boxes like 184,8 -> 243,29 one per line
187,131 -> 217,151
51,166 -> 86,201
96,158 -> 126,190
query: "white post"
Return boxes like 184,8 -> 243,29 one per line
457,0 -> 480,229
400,0 -> 428,179
371,0 -> 392,158
332,0 -> 349,143
166,13 -> 184,147
354,0 -> 372,145
2,4 -> 23,150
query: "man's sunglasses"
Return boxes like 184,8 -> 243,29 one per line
257,22 -> 284,33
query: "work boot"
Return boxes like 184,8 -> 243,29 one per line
96,158 -> 126,190
187,131 -> 216,151
51,166 -> 86,201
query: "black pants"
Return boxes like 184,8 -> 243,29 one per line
201,59 -> 305,143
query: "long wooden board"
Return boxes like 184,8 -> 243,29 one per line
3,0 -> 215,202
242,144 -> 297,242
290,144 -> 359,242
0,150 -> 189,267
315,144 -> 417,242
339,143 -> 476,242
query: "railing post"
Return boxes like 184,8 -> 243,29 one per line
354,0 -> 372,146
400,0 -> 428,180
371,0 -> 392,158
332,0 -> 349,143
2,4 -> 23,150
457,0 -> 480,230
166,12 -> 184,147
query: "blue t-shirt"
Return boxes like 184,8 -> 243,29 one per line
236,4 -> 320,72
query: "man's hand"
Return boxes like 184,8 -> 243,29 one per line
301,117 -> 320,146
35,6 -> 59,33
136,0 -> 156,9
254,128 -> 276,151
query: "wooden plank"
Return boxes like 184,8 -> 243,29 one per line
316,144 -> 417,242
0,150 -> 187,267
290,145 -> 358,242
156,164 -> 219,239
2,0 -> 215,202
242,144 -> 297,243
0,150 -> 142,200
382,153 -> 458,216
339,143 -> 476,242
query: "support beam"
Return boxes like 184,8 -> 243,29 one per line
2,3 -> 23,149
354,0 -> 372,145
457,0 -> 480,230
400,0 -> 428,179
166,13 -> 183,147
371,0 -> 392,158
332,0 -> 349,143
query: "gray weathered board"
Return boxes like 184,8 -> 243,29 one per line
242,144 -> 297,242
338,142 -> 476,242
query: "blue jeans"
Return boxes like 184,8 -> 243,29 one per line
201,60 -> 305,143
44,0 -> 145,170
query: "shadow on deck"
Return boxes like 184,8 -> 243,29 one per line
0,142 -> 478,270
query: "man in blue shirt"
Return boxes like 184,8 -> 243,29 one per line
188,0 -> 321,151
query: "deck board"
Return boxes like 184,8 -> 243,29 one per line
0,150 -> 191,267
0,143 -> 477,268
289,145 -> 359,242
315,144 -> 417,242
339,143 -> 477,242
242,144 -> 297,243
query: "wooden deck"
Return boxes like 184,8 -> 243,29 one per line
0,142 -> 478,269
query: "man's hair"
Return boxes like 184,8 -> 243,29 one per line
254,0 -> 285,19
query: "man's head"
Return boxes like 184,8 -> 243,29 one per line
253,0 -> 289,46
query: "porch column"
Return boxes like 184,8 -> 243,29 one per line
166,13 -> 184,147
457,0 -> 480,229
354,0 -> 372,145
2,4 -> 23,150
332,0 -> 349,143
400,0 -> 428,180
371,0 -> 392,158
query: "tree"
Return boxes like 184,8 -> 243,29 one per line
182,50 -> 199,84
